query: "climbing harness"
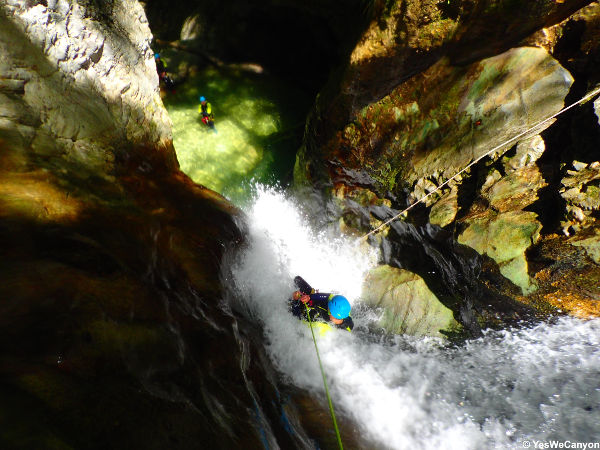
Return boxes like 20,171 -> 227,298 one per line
359,85 -> 600,241
304,303 -> 344,450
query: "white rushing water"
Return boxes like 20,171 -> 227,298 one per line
228,186 -> 600,450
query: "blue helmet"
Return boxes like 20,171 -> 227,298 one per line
199,96 -> 206,102
328,295 -> 351,319
154,53 -> 160,59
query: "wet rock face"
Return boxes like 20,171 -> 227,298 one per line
0,0 -> 173,176
296,0 -> 600,326
0,2 -> 303,448
362,265 -> 461,337
300,45 -> 573,198
456,135 -> 549,294
306,44 -> 573,294
298,0 -> 590,151
370,215 -> 531,336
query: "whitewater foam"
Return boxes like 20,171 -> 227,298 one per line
228,185 -> 600,450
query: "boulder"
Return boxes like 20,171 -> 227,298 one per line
571,230 -> 600,264
429,185 -> 458,228
362,265 -> 461,337
458,210 -> 542,294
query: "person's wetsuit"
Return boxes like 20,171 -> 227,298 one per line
199,102 -> 215,129
289,276 -> 354,331
155,58 -> 174,91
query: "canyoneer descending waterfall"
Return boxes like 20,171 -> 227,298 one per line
289,276 -> 354,332
289,276 -> 349,449
231,188 -> 600,449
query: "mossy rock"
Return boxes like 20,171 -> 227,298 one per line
458,210 -> 541,293
362,265 -> 461,337
429,186 -> 458,227
571,232 -> 600,265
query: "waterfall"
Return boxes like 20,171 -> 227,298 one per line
227,185 -> 600,450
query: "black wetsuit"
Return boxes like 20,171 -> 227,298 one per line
289,276 -> 354,331
155,58 -> 174,90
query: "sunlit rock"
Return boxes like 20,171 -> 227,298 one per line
527,233 -> 600,318
428,185 -> 458,228
315,45 -> 568,293
571,230 -> 600,265
504,135 -> 546,171
0,0 -> 173,176
362,265 -> 461,337
454,135 -> 548,293
459,210 -> 542,294
180,14 -> 202,41
560,161 -> 600,234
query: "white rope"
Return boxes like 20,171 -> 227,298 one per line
359,85 -> 600,241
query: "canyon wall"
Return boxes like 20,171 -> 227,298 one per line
296,0 -> 600,333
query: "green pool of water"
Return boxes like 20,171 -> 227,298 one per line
163,64 -> 308,205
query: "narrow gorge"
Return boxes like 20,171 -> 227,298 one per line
1,1 -> 599,449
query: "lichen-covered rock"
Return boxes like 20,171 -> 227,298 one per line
294,0 -> 600,324
362,265 -> 461,337
303,46 -> 572,199
504,135 -> 546,171
303,45 -> 568,295
297,0 -> 587,189
571,230 -> 600,264
453,133 -> 549,292
429,185 -> 458,227
560,161 -> 600,234
458,210 -> 542,294
526,233 -> 600,318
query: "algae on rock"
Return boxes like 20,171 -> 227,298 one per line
362,265 -> 461,337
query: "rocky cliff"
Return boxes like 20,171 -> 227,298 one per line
0,0 -> 174,176
296,0 -> 600,334
0,2 -> 300,448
